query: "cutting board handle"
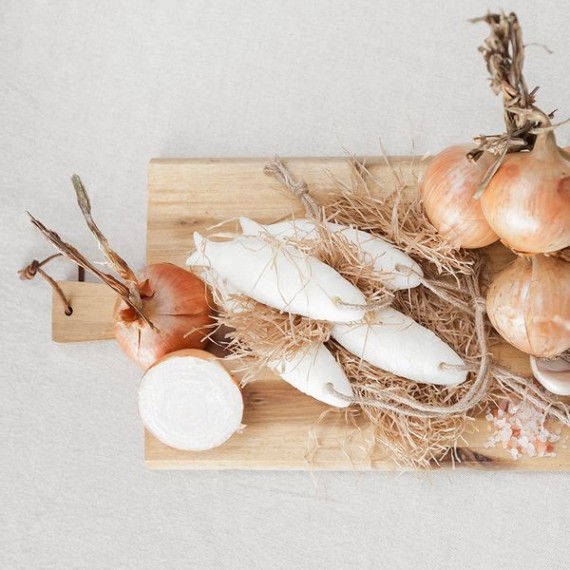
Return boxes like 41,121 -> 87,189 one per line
52,282 -> 116,342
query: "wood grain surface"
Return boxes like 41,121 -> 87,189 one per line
52,282 -> 116,342
51,157 -> 570,471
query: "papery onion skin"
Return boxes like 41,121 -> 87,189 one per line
420,145 -> 499,248
486,255 -> 570,357
481,134 -> 570,253
114,263 -> 213,369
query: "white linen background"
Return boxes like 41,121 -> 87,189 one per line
2,1 -> 569,569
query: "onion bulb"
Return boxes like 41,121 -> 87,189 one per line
486,255 -> 570,357
420,145 -> 499,248
481,131 -> 570,253
139,349 -> 243,451
25,177 -> 214,370
114,263 -> 213,369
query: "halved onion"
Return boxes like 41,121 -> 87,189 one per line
138,349 -> 243,451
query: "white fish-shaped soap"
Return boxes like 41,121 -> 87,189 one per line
188,233 -> 366,323
239,217 -> 423,290
188,262 -> 250,314
331,307 -> 467,386
268,343 -> 353,408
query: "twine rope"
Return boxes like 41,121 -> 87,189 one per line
264,157 -> 322,221
18,254 -> 73,316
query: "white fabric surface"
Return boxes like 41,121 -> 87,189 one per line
2,1 -> 569,568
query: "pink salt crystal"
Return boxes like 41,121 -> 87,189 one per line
500,426 -> 512,442
485,399 -> 561,460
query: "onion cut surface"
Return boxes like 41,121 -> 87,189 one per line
138,350 -> 243,451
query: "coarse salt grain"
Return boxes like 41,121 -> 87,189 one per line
485,399 -> 561,459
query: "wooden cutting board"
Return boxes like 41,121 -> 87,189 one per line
51,157 -> 570,470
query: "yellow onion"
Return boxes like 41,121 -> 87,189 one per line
486,255 -> 570,357
420,145 -> 499,248
25,175 -> 214,370
481,131 -> 570,253
114,263 -> 213,369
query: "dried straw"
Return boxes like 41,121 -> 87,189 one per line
326,160 -> 475,278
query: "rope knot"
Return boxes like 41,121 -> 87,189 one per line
291,181 -> 309,198
18,253 -> 73,315
474,296 -> 487,312
18,259 -> 40,280
264,157 -> 322,221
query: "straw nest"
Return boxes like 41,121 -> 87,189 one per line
198,158 -> 570,469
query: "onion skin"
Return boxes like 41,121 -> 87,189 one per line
420,145 -> 499,248
486,255 -> 570,357
481,134 -> 570,253
114,263 -> 213,369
